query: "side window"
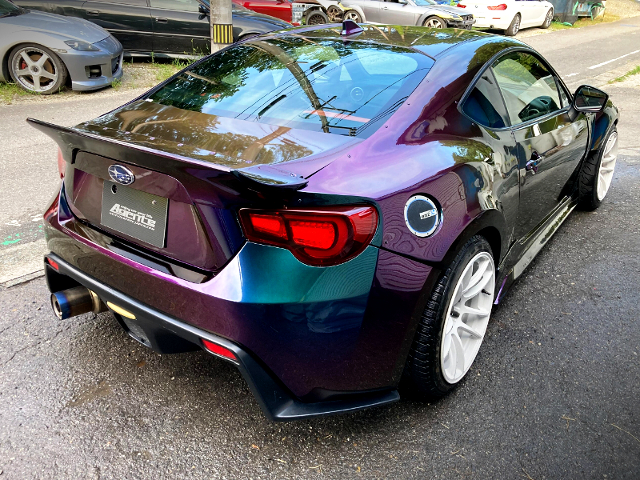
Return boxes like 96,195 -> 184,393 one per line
491,52 -> 562,125
149,0 -> 200,11
462,71 -> 509,129
108,0 -> 148,5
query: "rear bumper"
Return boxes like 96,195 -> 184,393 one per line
43,186 -> 437,419
45,254 -> 399,421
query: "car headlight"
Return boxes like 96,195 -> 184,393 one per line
64,40 -> 99,51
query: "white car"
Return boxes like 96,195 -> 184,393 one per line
456,0 -> 554,36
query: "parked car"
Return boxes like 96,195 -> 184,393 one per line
457,0 -> 554,35
12,0 -> 291,57
234,0 -> 340,25
0,0 -> 122,93
340,0 -> 474,28
33,23 -> 618,420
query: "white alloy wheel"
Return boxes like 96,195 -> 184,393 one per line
440,251 -> 495,384
424,16 -> 446,28
11,46 -> 60,93
597,130 -> 618,201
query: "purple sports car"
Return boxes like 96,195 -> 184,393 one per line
33,22 -> 619,420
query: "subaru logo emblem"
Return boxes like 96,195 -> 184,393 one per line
108,165 -> 135,186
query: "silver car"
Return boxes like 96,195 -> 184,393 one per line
0,0 -> 123,94
342,0 -> 474,29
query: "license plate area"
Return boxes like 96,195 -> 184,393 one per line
101,181 -> 168,248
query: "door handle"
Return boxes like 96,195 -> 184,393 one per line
525,151 -> 542,174
86,10 -> 99,15
155,17 -> 168,23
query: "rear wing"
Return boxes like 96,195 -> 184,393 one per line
28,118 -> 309,191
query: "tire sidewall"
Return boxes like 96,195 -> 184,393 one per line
582,126 -> 618,209
505,14 -> 521,36
424,16 -> 446,28
8,43 -> 67,94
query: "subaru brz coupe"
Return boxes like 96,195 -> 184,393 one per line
32,22 -> 619,421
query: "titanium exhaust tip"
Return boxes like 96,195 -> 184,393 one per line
50,286 -> 107,320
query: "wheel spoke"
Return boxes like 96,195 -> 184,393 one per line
36,54 -> 50,68
451,332 -> 466,372
40,70 -> 56,80
16,68 -> 30,77
461,258 -> 491,298
33,75 -> 41,91
456,320 -> 483,339
20,51 -> 35,67
455,303 -> 491,317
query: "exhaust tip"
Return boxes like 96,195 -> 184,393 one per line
51,292 -> 67,319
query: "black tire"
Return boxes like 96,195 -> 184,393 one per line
504,13 -> 521,36
541,8 -> 553,28
343,10 -> 362,22
305,10 -> 329,25
327,5 -> 343,22
423,16 -> 447,28
578,127 -> 618,211
8,43 -> 67,94
402,236 -> 495,399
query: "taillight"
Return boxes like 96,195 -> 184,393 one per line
487,4 -> 507,9
457,3 -> 466,7
239,206 -> 378,267
57,148 -> 65,179
46,257 -> 59,271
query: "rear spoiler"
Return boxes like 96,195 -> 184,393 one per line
28,118 -> 309,191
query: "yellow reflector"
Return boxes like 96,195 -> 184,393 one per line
106,301 -> 136,319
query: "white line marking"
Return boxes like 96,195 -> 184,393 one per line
565,73 -> 579,77
588,50 -> 640,70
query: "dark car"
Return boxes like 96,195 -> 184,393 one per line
13,0 -> 291,57
32,23 -> 618,421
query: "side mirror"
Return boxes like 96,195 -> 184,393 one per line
398,0 -> 409,4
573,85 -> 608,113
198,3 -> 209,15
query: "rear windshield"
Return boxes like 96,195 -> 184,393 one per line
149,36 -> 432,137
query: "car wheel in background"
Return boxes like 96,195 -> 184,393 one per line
343,10 -> 362,22
306,10 -> 329,25
504,13 -> 521,36
327,5 -> 344,22
579,127 -> 618,210
542,8 -> 554,28
423,16 -> 446,28
402,236 -> 496,398
8,44 -> 68,94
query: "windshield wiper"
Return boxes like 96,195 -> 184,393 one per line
257,94 -> 287,118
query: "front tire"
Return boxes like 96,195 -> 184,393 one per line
403,236 -> 496,398
423,16 -> 447,28
578,127 -> 618,210
541,8 -> 554,28
504,13 -> 521,36
8,44 -> 67,94
343,10 -> 362,22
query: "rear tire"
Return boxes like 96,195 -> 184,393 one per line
578,127 -> 618,211
504,13 -> 521,36
327,5 -> 343,22
343,10 -> 362,22
305,10 -> 329,25
402,236 -> 495,399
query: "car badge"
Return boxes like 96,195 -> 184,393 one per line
108,165 -> 135,186
404,195 -> 441,238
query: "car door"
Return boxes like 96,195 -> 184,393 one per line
491,51 -> 589,242
148,0 -> 209,55
379,0 -> 415,24
514,0 -> 539,27
235,0 -> 291,21
81,0 -> 153,52
352,0 -> 382,22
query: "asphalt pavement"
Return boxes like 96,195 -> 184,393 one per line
1,19 -> 639,479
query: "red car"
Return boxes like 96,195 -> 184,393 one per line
233,0 -> 333,25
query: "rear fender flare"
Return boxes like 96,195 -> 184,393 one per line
589,101 -> 619,154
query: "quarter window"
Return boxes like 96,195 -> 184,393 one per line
462,71 -> 509,129
491,52 -> 562,125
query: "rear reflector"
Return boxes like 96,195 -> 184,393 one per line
46,257 -> 59,271
202,339 -> 237,361
57,148 -> 65,179
239,205 -> 378,267
457,3 -> 466,7
487,4 -> 507,9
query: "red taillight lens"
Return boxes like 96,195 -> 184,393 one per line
487,4 -> 507,9
202,339 -> 237,361
46,257 -> 59,271
239,206 -> 378,267
457,3 -> 466,7
57,148 -> 65,179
